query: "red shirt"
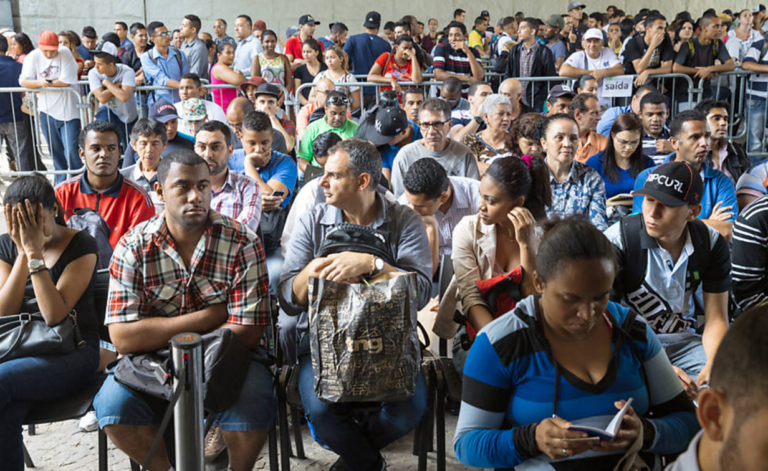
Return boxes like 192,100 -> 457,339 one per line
55,173 -> 156,249
374,52 -> 414,93
285,36 -> 324,60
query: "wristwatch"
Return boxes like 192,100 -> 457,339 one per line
369,255 -> 385,277
473,115 -> 484,125
28,259 -> 46,271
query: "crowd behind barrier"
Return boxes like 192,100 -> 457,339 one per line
5,7 -> 768,471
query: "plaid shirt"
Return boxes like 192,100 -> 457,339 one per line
519,42 -> 539,106
211,170 -> 262,233
106,210 -> 269,327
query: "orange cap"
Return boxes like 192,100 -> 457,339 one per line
38,31 -> 59,51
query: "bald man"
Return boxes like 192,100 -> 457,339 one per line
227,97 -> 288,153
499,78 -> 535,121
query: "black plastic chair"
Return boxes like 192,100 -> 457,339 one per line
22,268 -> 112,470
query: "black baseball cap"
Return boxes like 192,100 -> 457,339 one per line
299,14 -> 320,26
634,162 -> 703,207
364,11 -> 382,28
360,107 -> 408,146
547,84 -> 576,101
149,99 -> 180,123
254,83 -> 280,99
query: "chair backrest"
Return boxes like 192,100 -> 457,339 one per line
438,254 -> 454,300
93,268 -> 112,344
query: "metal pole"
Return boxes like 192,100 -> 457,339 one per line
171,333 -> 205,471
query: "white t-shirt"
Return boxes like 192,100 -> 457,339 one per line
312,70 -> 360,93
564,47 -> 620,105
497,33 -> 514,55
173,99 -> 228,135
88,63 -> 138,123
20,47 -> 80,121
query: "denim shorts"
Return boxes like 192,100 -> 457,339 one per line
94,349 -> 277,432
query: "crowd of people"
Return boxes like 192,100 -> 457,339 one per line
1,4 -> 768,471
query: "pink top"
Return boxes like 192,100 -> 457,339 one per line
210,63 -> 238,113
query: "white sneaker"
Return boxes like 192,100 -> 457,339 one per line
79,410 -> 98,432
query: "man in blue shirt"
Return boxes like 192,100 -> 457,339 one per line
0,35 -> 42,172
140,21 -> 189,106
229,110 -> 297,291
343,11 -> 391,107
77,26 -> 97,73
633,110 -> 737,241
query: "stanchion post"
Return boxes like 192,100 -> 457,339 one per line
171,333 -> 205,471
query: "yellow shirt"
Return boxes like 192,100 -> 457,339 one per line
469,30 -> 485,50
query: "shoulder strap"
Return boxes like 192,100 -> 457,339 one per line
685,219 -> 713,289
615,214 -> 647,297
686,39 -> 695,59
170,46 -> 183,70
383,52 -> 393,74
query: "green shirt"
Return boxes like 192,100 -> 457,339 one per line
297,118 -> 360,165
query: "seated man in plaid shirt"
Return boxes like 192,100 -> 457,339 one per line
194,120 -> 262,232
93,150 -> 275,471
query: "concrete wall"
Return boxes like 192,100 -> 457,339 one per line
15,0 -> 755,46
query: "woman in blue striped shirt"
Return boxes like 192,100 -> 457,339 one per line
454,217 -> 698,470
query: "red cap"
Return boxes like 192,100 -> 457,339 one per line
253,20 -> 267,31
38,31 -> 59,51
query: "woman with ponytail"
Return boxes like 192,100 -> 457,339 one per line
443,155 -> 551,374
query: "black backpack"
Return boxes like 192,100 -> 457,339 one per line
318,222 -> 395,266
611,214 -> 712,303
66,208 -> 113,269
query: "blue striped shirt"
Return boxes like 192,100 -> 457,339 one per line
453,296 -> 699,469
743,39 -> 768,99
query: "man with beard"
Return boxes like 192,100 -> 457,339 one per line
194,120 -> 262,232
55,121 -> 155,249
666,305 -> 768,471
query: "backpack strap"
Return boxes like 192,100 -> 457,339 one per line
684,219 -> 713,293
612,214 -> 647,302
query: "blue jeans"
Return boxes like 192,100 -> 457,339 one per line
297,337 -> 427,471
659,333 -> 707,381
746,96 -> 767,157
38,112 -> 82,184
94,347 -> 276,432
94,107 -> 136,153
0,340 -> 99,471
266,251 -> 284,295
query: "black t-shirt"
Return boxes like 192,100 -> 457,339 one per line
622,34 -> 675,74
674,38 -> 731,95
0,231 -> 99,338
294,63 -> 328,100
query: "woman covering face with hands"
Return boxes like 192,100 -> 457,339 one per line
0,175 -> 100,471
454,218 -> 699,469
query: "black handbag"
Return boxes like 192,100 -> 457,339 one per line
112,328 -> 252,413
319,222 -> 394,265
0,311 -> 85,363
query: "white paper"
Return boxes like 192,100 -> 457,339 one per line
602,75 -> 633,98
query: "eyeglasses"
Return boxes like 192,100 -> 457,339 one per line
326,95 -> 350,106
420,121 -> 448,130
316,89 -> 333,96
154,31 -> 171,38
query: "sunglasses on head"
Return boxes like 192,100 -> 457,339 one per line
327,95 -> 350,106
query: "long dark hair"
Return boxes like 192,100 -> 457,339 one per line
13,32 -> 34,55
302,38 -> 324,64
4,174 -> 66,227
484,155 -> 552,221
603,113 -> 646,183
674,19 -> 694,42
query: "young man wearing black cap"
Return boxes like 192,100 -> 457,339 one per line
344,12 -> 392,109
632,110 -> 737,240
251,83 -> 296,152
88,38 -> 138,151
285,14 -> 324,70
606,160 -> 731,399
542,14 -> 568,71
356,105 -> 417,182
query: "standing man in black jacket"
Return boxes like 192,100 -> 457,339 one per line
503,18 -> 557,112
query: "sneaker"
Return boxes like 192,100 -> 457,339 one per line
79,410 -> 98,432
204,425 -> 227,462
